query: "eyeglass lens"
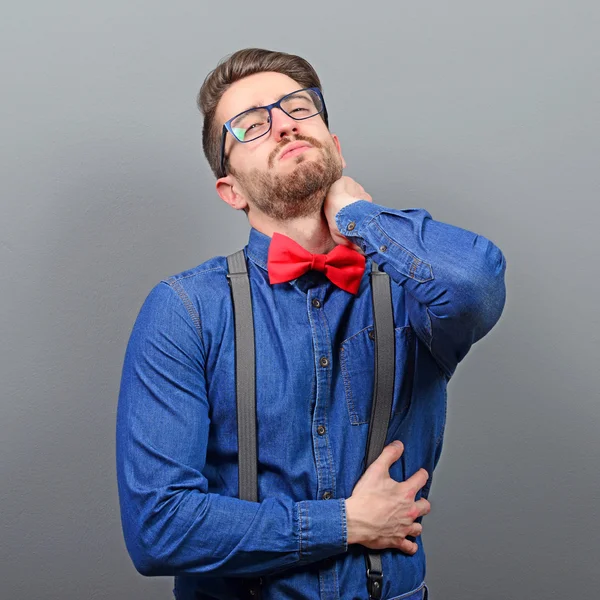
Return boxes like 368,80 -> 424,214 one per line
231,89 -> 323,142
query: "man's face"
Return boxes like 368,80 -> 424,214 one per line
215,71 -> 345,221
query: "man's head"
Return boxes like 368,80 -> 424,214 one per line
197,48 -> 346,222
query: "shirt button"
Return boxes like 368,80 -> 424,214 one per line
319,356 -> 329,367
368,329 -> 375,340
312,298 -> 321,308
379,245 -> 387,252
347,221 -> 356,231
322,491 -> 332,500
317,425 -> 326,435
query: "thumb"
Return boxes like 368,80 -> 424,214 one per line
371,440 -> 404,472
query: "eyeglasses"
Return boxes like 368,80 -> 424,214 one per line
219,86 -> 329,178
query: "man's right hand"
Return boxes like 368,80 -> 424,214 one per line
345,440 -> 431,555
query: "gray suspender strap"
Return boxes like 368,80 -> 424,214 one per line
226,250 -> 264,599
364,260 -> 396,600
226,251 -> 394,600
226,250 -> 259,503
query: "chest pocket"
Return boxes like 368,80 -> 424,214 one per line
340,325 -> 416,426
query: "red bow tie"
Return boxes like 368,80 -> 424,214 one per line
267,232 -> 366,294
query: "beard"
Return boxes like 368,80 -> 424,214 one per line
230,135 -> 343,222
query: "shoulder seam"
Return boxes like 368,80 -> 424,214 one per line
162,277 -> 204,342
167,266 -> 226,283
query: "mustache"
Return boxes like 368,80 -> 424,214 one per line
274,134 -> 322,156
269,134 -> 325,168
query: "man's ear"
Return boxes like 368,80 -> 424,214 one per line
216,175 -> 249,212
331,133 -> 347,169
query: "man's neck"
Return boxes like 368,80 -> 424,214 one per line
249,210 -> 337,255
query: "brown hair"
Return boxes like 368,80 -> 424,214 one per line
197,48 -> 327,180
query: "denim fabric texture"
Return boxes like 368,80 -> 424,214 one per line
116,200 -> 507,599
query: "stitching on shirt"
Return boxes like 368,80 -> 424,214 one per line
340,326 -> 413,426
340,499 -> 347,546
388,581 -> 426,600
369,221 -> 434,283
297,502 -> 303,558
167,266 -> 226,283
362,207 -> 384,227
298,502 -> 304,558
336,201 -> 382,230
163,278 -> 204,342
317,565 -> 327,599
323,426 -> 336,499
318,303 -> 333,393
340,324 -> 371,346
306,299 -> 325,492
339,340 -> 368,425
315,301 -> 338,497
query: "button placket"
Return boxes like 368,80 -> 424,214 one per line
305,286 -> 339,598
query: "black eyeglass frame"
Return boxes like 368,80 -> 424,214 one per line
218,86 -> 329,178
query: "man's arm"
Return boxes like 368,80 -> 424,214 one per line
116,281 -> 347,577
329,189 -> 506,380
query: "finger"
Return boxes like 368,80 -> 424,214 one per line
399,539 -> 418,555
403,468 -> 429,496
371,441 -> 404,472
410,522 -> 423,537
414,498 -> 431,517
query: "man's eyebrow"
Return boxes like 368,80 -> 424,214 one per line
238,90 -> 301,114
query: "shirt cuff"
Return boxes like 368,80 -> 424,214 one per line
334,199 -> 434,282
334,200 -> 385,244
296,498 -> 348,562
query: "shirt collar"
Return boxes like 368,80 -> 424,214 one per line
245,226 -> 272,272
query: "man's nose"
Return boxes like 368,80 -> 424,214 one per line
270,107 -> 299,139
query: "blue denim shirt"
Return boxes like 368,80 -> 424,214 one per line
116,200 -> 507,600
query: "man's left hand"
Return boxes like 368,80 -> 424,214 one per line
324,175 -> 372,253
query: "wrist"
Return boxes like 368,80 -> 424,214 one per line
345,497 -> 362,545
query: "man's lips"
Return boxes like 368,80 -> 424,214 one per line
279,142 -> 313,161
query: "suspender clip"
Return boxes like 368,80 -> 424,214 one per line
366,567 -> 383,599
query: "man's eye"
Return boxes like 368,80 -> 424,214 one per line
291,107 -> 309,114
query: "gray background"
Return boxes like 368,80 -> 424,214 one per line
1,1 -> 598,598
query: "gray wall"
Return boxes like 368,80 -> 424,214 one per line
1,1 -> 598,598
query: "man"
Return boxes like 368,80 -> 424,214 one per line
116,48 -> 507,600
